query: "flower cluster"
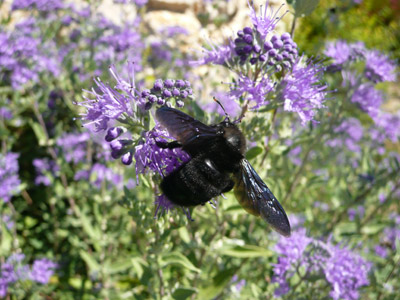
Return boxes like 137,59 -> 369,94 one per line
0,18 -> 60,89
134,125 -> 190,179
0,152 -> 21,203
324,40 -> 366,67
234,27 -> 298,70
33,158 -> 60,186
272,229 -> 371,300
0,254 -> 56,297
281,57 -> 327,124
327,118 -> 364,154
325,40 -> 398,136
375,213 -> 400,258
81,65 -> 192,171
11,0 -> 65,11
142,79 -> 192,110
192,2 -> 327,124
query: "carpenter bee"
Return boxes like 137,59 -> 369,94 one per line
155,103 -> 291,237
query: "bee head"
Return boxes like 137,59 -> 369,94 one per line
217,121 -> 246,155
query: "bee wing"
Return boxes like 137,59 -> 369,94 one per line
156,106 -> 217,146
234,159 -> 291,237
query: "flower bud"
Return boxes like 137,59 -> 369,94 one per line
157,97 -> 165,105
175,79 -> 185,88
141,89 -> 150,98
243,45 -> 253,54
164,79 -> 174,88
110,139 -> 132,152
253,44 -> 261,53
243,27 -> 253,35
281,32 -> 291,40
264,41 -> 273,51
105,127 -> 123,142
148,94 -> 157,103
153,79 -> 163,91
250,57 -> 258,65
172,88 -> 180,97
243,34 -> 253,44
121,151 -> 133,165
273,40 -> 283,49
180,90 -> 188,98
162,89 -> 172,98
270,35 -> 279,42
268,49 -> 277,57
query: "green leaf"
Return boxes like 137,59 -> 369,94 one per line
160,252 -> 200,273
246,146 -> 263,160
131,257 -> 148,278
105,258 -> 133,275
29,120 -> 47,146
80,250 -> 100,272
361,223 -> 386,235
291,0 -> 320,17
197,268 -> 236,300
178,227 -> 191,244
0,224 -> 12,253
79,211 -> 101,242
218,245 -> 273,258
172,287 -> 197,300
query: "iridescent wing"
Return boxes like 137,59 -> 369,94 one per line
234,159 -> 291,237
156,106 -> 218,155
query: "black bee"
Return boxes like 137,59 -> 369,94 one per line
155,104 -> 291,237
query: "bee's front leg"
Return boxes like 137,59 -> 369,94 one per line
155,140 -> 182,149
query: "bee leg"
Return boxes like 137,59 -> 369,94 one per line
221,179 -> 234,193
156,140 -> 182,149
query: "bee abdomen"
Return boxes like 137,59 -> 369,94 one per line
160,157 -> 234,207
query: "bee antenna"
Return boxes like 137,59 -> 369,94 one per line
213,97 -> 230,121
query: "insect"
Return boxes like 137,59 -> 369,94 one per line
155,103 -> 291,237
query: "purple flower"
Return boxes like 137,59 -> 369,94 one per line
90,163 -> 123,190
29,259 -> 57,284
57,132 -> 91,164
0,18 -> 60,89
230,74 -> 274,109
105,127 -> 124,142
134,125 -> 190,181
33,158 -> 60,186
248,1 -> 285,40
0,107 -> 13,120
0,254 -> 56,296
272,230 -> 371,300
351,83 -> 383,118
364,50 -> 397,83
324,40 -> 366,66
79,64 -> 142,132
381,214 -> 400,251
160,26 -> 188,37
113,0 -> 148,6
327,118 -> 363,153
230,274 -> 246,293
0,152 -> 21,203
12,0 -> 65,11
201,91 -> 241,118
371,110 -> 400,142
154,194 -> 177,216
347,205 -> 365,221
94,21 -> 143,72
190,39 -> 235,67
281,57 -> 327,124
374,245 -> 388,258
